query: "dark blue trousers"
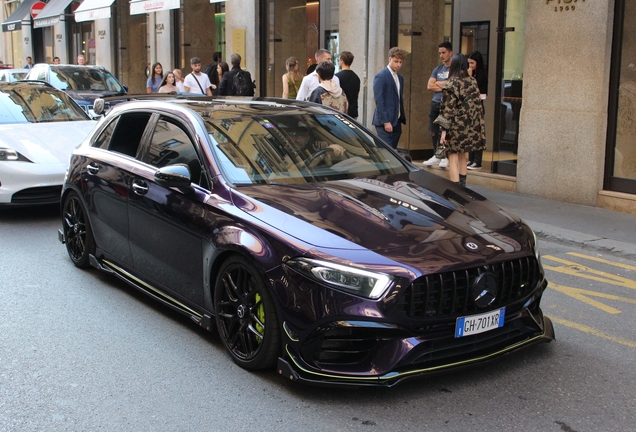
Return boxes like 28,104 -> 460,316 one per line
375,123 -> 402,149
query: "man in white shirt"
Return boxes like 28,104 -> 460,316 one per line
184,57 -> 212,96
296,49 -> 340,101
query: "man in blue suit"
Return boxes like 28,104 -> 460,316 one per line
372,47 -> 407,148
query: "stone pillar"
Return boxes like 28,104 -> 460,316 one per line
363,0 -> 391,128
225,0 -> 257,93
22,25 -> 33,61
338,0 -> 369,124
53,21 -> 67,63
147,12 -> 156,65
94,19 -> 111,71
517,1 -> 614,205
155,10 -> 172,70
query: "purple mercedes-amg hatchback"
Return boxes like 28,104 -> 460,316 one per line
59,95 -> 554,387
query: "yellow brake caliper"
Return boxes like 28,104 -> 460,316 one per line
255,293 -> 264,344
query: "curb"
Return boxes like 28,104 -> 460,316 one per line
527,220 -> 636,260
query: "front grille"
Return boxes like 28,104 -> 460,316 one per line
397,256 -> 541,319
12,186 -> 62,204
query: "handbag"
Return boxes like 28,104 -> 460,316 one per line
434,142 -> 447,159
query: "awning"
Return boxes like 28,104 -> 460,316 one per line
129,0 -> 180,15
74,0 -> 116,23
33,0 -> 74,28
2,0 -> 40,32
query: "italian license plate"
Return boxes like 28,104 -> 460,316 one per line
455,307 -> 506,338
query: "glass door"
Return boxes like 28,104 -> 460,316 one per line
492,0 -> 525,176
114,2 -> 147,93
605,0 -> 636,194
390,0 -> 453,158
262,0 -> 320,98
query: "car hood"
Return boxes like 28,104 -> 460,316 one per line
231,171 -> 528,253
0,121 -> 95,164
64,90 -> 127,103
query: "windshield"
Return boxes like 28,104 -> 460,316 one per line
50,67 -> 125,92
205,113 -> 409,185
0,86 -> 89,124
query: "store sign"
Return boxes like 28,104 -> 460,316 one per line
129,0 -> 180,15
546,0 -> 585,12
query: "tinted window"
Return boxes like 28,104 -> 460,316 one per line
107,113 -> 152,157
0,85 -> 89,124
145,118 -> 202,185
204,114 -> 408,185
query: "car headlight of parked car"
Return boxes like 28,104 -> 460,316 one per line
0,147 -> 32,162
285,257 -> 393,299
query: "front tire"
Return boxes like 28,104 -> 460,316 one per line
214,255 -> 280,370
62,191 -> 95,268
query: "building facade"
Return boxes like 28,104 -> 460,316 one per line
2,0 -> 634,214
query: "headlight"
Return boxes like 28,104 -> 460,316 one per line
285,257 -> 393,299
0,148 -> 32,162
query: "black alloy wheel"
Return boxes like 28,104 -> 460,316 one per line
214,255 -> 280,370
62,192 -> 95,268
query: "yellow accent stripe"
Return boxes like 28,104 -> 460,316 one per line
566,252 -> 636,272
548,283 -> 632,315
543,255 -> 636,291
284,331 -> 549,382
551,316 -> 636,348
102,259 -> 202,318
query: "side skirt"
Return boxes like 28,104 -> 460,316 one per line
89,254 -> 215,332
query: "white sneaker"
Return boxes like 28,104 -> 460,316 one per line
439,158 -> 449,168
423,155 -> 441,166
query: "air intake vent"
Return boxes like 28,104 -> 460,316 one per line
12,186 -> 62,204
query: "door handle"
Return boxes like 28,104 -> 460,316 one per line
132,180 -> 149,195
86,163 -> 99,175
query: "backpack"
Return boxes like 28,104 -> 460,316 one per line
320,92 -> 348,114
232,70 -> 255,96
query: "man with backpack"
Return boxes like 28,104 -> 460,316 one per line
218,53 -> 255,96
308,61 -> 348,114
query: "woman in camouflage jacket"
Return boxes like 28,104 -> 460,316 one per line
434,54 -> 486,186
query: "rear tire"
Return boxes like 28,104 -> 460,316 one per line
62,191 -> 95,268
214,255 -> 281,370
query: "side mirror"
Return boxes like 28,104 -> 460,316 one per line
154,164 -> 193,194
93,98 -> 105,116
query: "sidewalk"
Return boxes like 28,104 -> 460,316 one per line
467,184 -> 636,260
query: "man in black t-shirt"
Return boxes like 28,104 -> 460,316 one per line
335,51 -> 361,119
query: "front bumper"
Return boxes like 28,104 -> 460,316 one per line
277,307 -> 555,388
0,162 -> 65,205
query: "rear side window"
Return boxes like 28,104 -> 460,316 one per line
107,113 -> 152,157
144,118 -> 202,185
92,119 -> 118,150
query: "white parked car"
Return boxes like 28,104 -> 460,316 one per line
0,68 -> 28,83
0,81 -> 96,206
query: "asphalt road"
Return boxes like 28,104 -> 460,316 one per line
1,206 -> 634,432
